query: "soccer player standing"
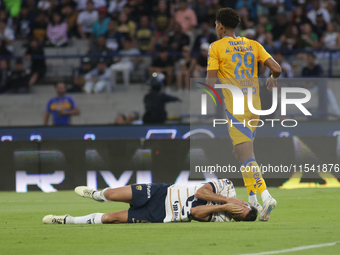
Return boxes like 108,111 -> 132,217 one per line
206,8 -> 282,221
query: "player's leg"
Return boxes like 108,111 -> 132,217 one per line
233,145 -> 258,205
43,211 -> 129,224
234,141 -> 277,221
75,185 -> 133,204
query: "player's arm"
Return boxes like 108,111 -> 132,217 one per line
195,183 -> 235,204
206,42 -> 219,87
206,70 -> 218,88
264,58 -> 282,91
190,204 -> 243,222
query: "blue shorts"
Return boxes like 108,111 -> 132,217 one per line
128,183 -> 171,223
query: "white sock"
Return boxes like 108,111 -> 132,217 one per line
260,189 -> 271,203
66,213 -> 104,224
248,194 -> 258,204
93,188 -> 111,202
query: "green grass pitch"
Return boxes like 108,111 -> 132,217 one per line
1,188 -> 339,255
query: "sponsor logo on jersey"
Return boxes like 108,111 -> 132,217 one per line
136,185 -> 142,191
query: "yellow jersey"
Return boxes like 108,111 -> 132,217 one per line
207,36 -> 272,115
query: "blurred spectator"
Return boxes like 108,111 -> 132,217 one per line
238,6 -> 255,35
321,22 -> 340,49
193,42 -> 209,79
77,0 -> 98,39
68,57 -> 92,93
130,0 -> 153,21
192,22 -> 217,52
301,52 -> 340,118
264,51 -> 294,78
258,0 -> 285,16
207,0 -> 222,24
46,12 -> 68,47
256,24 -> 266,44
0,59 -> 9,93
258,15 -> 272,32
143,73 -> 182,124
321,0 -> 336,12
271,13 -> 289,41
176,46 -> 196,92
87,35 -> 113,66
110,37 -> 141,87
61,4 -> 78,38
169,23 -> 190,53
3,0 -> 21,18
24,38 -> 47,86
108,0 -> 127,16
148,47 -> 174,88
302,53 -> 323,77
154,35 -> 172,52
91,7 -> 110,42
38,0 -> 53,12
0,40 -> 12,56
336,2 -> 340,24
84,58 -> 111,93
313,12 -> 327,39
0,20 -> 14,53
289,5 -> 310,32
117,12 -> 136,39
16,5 -> 32,39
307,0 -> 330,25
280,25 -> 304,50
27,0 -> 38,22
114,111 -> 141,125
44,82 -> 80,125
6,59 -> 31,94
154,0 -> 173,35
104,19 -> 125,52
114,113 -> 127,124
174,0 -> 197,33
235,0 -> 257,18
194,0 -> 209,25
301,23 -> 319,49
244,28 -> 256,40
77,0 -> 106,11
30,11 -> 48,43
263,31 -> 280,52
136,15 -> 155,53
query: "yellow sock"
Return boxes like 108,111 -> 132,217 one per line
241,170 -> 257,196
244,158 -> 268,195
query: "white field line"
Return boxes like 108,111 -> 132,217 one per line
238,241 -> 338,255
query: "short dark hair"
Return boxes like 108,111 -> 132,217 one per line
242,206 -> 258,221
216,8 -> 240,29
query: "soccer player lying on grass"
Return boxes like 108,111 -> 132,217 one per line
43,179 -> 258,225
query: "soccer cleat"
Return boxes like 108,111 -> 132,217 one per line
43,214 -> 69,224
259,197 -> 277,222
249,201 -> 263,215
74,186 -> 104,202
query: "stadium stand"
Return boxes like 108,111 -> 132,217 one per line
1,0 -> 340,126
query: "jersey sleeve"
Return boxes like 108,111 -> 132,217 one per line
208,179 -> 235,198
255,41 -> 272,65
207,42 -> 219,71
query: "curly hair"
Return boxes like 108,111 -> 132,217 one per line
215,8 -> 240,29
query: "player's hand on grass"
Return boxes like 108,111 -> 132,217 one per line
266,76 -> 277,91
